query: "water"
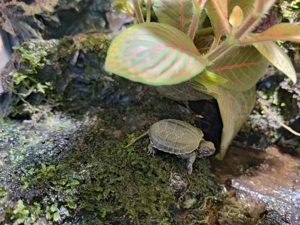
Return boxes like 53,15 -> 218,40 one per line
0,28 -> 15,94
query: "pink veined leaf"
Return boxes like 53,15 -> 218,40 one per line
208,46 -> 269,92
155,36 -> 224,101
190,79 -> 219,99
228,0 -> 255,15
152,0 -> 194,35
208,85 -> 257,159
253,41 -> 297,83
156,82 -> 213,101
194,35 -> 214,54
251,23 -> 300,43
105,22 -> 208,86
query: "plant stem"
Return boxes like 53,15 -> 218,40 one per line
133,0 -> 144,23
195,27 -> 213,36
233,0 -> 272,40
146,0 -> 151,23
210,35 -> 221,51
234,13 -> 261,40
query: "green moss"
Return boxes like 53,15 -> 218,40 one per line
8,33 -> 112,117
280,0 -> 300,20
64,115 -> 175,223
0,104 -> 220,224
56,33 -> 111,60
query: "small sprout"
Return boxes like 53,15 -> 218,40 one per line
229,6 -> 244,29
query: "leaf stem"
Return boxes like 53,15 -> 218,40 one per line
205,39 -> 235,63
211,0 -> 231,35
210,35 -> 221,51
260,102 -> 300,136
133,0 -> 145,23
189,0 -> 202,40
239,35 -> 280,45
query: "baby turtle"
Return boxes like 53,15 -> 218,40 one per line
125,119 -> 215,174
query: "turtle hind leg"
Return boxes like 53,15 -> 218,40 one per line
124,131 -> 149,148
147,143 -> 156,156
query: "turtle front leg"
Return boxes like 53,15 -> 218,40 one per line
186,152 -> 196,174
180,152 -> 196,174
147,143 -> 156,156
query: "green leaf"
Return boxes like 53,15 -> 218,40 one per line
105,22 -> 208,86
209,85 -> 256,159
152,0 -> 194,35
113,0 -> 134,14
209,46 -> 269,92
253,41 -> 297,83
155,70 -> 225,101
252,23 -> 300,43
156,69 -> 226,101
194,69 -> 228,86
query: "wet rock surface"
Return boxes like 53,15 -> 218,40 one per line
0,0 -> 133,43
211,146 -> 300,225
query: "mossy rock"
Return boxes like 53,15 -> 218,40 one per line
0,96 -> 221,224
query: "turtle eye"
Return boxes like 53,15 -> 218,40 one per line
197,149 -> 214,157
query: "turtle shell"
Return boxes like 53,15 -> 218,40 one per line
148,119 -> 204,154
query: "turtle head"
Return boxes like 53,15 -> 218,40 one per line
196,140 -> 216,157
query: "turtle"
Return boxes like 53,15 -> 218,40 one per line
125,119 -> 216,174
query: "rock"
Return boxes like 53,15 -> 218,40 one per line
212,146 -> 300,224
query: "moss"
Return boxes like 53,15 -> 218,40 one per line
56,33 -> 111,60
7,33 -> 113,118
0,101 -> 221,224
279,0 -> 300,21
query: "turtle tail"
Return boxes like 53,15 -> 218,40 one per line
124,131 -> 149,148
